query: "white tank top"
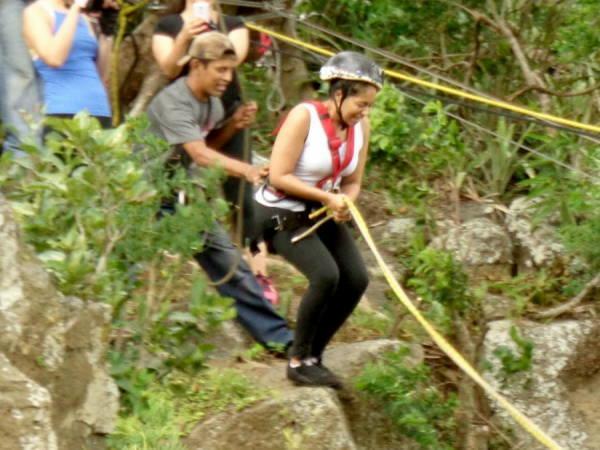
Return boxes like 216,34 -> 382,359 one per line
255,102 -> 364,212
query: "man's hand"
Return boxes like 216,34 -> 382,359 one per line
231,102 -> 258,130
244,163 -> 268,185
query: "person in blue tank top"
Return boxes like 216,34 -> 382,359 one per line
23,0 -> 112,129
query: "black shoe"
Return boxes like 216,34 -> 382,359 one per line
287,362 -> 342,388
315,361 -> 343,389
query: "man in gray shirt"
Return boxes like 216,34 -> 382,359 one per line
147,32 -> 292,351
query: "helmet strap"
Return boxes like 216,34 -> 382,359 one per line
334,86 -> 350,130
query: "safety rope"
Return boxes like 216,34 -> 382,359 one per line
265,37 -> 286,112
341,199 -> 564,450
398,86 -> 599,182
246,23 -> 600,136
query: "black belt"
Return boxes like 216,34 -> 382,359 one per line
270,210 -> 313,232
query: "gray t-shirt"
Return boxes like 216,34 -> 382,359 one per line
147,77 -> 225,165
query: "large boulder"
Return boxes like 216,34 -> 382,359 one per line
505,197 -> 565,272
482,319 -> 600,449
185,339 -> 422,450
431,218 -> 513,280
185,388 -> 357,450
0,195 -> 119,450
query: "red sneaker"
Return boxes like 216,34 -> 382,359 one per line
256,274 -> 280,306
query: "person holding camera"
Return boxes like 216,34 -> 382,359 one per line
253,52 -> 383,388
146,31 -> 293,352
152,0 -> 280,306
23,0 -> 113,129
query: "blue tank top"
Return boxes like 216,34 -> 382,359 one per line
34,10 -> 111,118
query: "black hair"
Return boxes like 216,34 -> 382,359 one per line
327,79 -> 373,99
327,79 -> 373,129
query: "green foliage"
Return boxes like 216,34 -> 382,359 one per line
107,385 -> 187,450
491,325 -> 534,385
367,85 -> 469,205
553,0 -> 600,62
348,307 -> 392,336
520,145 -> 600,272
167,368 -> 269,426
0,114 -> 236,407
481,271 -> 564,315
107,368 -> 267,449
355,347 -> 457,450
407,247 -> 473,333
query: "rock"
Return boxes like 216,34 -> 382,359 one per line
383,218 -> 417,241
185,388 -> 357,450
431,218 -> 513,280
481,294 -> 515,320
505,197 -> 565,272
203,320 -> 254,359
0,353 -> 58,450
482,319 -> 600,449
323,339 -> 423,379
381,217 -> 418,257
0,196 -> 119,450
185,339 -> 423,450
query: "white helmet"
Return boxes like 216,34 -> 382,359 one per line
320,51 -> 383,89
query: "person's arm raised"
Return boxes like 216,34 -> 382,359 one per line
23,1 -> 86,68
227,26 -> 249,66
152,18 -> 209,79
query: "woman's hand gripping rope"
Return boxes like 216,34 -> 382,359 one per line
290,193 -> 350,244
290,205 -> 332,244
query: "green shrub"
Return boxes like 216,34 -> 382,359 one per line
407,248 -> 474,333
0,114 -> 235,405
355,348 -> 457,450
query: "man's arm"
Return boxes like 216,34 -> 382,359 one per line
206,101 -> 258,150
182,139 -> 265,184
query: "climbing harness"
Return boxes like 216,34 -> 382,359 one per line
261,99 -> 357,202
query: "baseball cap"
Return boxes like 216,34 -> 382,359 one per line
177,31 -> 237,66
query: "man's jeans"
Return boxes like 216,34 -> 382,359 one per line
0,0 -> 41,156
194,222 -> 293,348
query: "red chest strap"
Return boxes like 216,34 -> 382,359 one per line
305,101 -> 355,190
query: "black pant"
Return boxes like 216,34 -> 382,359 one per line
271,218 -> 369,359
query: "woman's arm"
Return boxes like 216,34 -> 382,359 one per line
152,19 -> 208,79
339,118 -> 370,202
23,1 -> 83,68
227,26 -> 249,66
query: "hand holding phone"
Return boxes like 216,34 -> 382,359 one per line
192,1 -> 211,22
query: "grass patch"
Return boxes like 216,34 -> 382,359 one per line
108,368 -> 269,449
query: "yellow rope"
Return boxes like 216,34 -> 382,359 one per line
342,197 -> 563,450
246,22 -> 600,135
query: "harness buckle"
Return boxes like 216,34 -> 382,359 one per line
272,215 -> 284,231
